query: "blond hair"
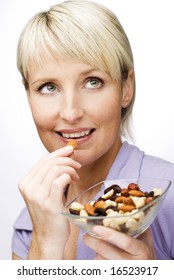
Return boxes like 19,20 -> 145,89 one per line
17,0 -> 135,138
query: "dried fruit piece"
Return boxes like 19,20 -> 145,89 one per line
152,188 -> 163,196
145,197 -> 154,205
121,188 -> 130,197
127,183 -> 139,190
106,205 -> 118,212
69,209 -> 80,215
68,182 -> 163,233
94,208 -> 107,216
145,191 -> 154,197
102,189 -> 114,199
104,184 -> 121,194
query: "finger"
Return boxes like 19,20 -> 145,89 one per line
26,173 -> 72,218
46,173 -> 72,209
42,165 -> 80,191
83,233 -> 128,260
21,146 -> 74,186
28,157 -> 81,187
137,229 -> 156,259
93,226 -> 152,257
93,226 -> 154,259
93,226 -> 137,251
19,151 -> 81,196
20,164 -> 80,203
94,254 -> 107,260
49,145 -> 74,158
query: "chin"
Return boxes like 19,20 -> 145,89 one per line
73,150 -> 101,167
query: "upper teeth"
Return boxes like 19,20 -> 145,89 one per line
61,130 -> 91,139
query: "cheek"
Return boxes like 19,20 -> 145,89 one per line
98,98 -> 122,127
29,100 -> 56,131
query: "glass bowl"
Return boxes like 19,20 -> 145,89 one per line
62,178 -> 171,238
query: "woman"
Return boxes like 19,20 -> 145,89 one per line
12,0 -> 174,259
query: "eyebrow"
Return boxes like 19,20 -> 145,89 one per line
31,68 -> 104,86
31,78 -> 58,86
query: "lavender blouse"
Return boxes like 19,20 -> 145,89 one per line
12,142 -> 174,259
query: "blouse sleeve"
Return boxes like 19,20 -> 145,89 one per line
11,207 -> 32,259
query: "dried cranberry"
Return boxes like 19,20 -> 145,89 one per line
94,208 -> 107,216
104,184 -> 121,195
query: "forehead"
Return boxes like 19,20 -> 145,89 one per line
28,56 -> 110,84
26,47 -> 108,76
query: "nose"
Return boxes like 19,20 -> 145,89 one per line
60,91 -> 84,123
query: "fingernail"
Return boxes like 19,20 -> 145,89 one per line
76,162 -> 82,168
93,226 -> 102,235
65,145 -> 74,151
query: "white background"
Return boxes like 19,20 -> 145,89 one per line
0,0 -> 174,260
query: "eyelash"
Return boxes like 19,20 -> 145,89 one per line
37,83 -> 58,95
37,76 -> 104,95
85,76 -> 104,89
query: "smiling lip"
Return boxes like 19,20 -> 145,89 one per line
56,128 -> 95,143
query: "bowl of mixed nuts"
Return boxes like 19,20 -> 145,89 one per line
62,178 -> 171,238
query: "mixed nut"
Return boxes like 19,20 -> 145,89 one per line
67,140 -> 77,150
69,183 -> 163,233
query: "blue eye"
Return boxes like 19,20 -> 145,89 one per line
39,83 -> 58,95
85,77 -> 103,89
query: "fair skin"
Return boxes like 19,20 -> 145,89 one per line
13,56 -> 155,260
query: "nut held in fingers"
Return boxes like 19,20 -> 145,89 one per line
67,140 -> 77,150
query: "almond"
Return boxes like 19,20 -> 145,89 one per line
129,190 -> 144,197
118,204 -> 136,212
115,196 -> 126,203
84,203 -> 95,215
123,197 -> 135,206
94,200 -> 106,209
67,140 -> 77,150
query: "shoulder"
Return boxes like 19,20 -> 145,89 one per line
110,141 -> 174,180
141,152 -> 174,180
122,141 -> 174,178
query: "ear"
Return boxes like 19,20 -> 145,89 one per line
121,68 -> 135,108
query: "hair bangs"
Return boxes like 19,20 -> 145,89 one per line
18,4 -> 125,83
